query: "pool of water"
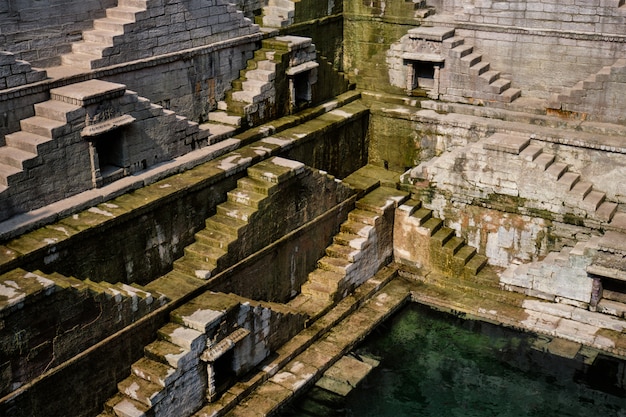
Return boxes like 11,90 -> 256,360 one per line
279,304 -> 626,417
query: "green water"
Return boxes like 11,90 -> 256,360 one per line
280,304 -> 626,417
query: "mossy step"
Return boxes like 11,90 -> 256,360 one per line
418,217 -> 441,237
205,214 -> 247,236
410,207 -> 432,225
351,164 -> 402,189
307,269 -> 345,287
105,393 -> 150,417
453,245 -> 477,264
145,270 -> 204,300
398,198 -> 422,215
158,322 -> 205,352
144,340 -> 190,369
326,243 -> 362,262
355,187 -> 409,215
183,241 -> 227,264
174,290 -> 240,324
247,156 -> 305,184
341,171 -> 380,197
287,293 -> 329,318
83,278 -> 120,298
174,256 -> 218,280
236,176 -> 277,196
317,256 -> 355,275
430,226 -> 454,248
347,208 -> 380,226
333,232 -> 369,250
118,374 -> 164,407
302,281 -> 334,301
464,254 -> 488,277
442,236 -> 465,255
340,220 -> 374,238
131,357 -> 176,388
227,187 -> 268,208
36,270 -> 84,290
216,200 -> 257,222
194,228 -> 237,250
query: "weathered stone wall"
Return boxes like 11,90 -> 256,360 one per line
0,0 -> 115,66
442,0 -> 626,35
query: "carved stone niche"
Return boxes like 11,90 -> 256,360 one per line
401,27 -> 453,99
59,79 -> 136,188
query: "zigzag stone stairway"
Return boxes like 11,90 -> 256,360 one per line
172,157 -> 307,281
442,31 -> 521,103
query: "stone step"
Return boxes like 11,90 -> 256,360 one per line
106,5 -> 145,21
0,146 -> 38,169
442,36 -> 464,49
546,161 -> 568,180
205,214 -> 247,236
247,157 -> 305,184
236,176 -> 276,196
478,70 -> 500,84
469,61 -> 490,76
4,131 -> 52,154
317,256 -> 356,275
302,281 -> 334,301
241,79 -> 273,94
569,180 -> 592,199
340,220 -> 374,238
144,339 -> 192,369
461,52 -> 482,67
60,52 -> 96,69
93,17 -> 130,33
519,144 -> 542,161
208,111 -> 242,127
71,41 -> 108,57
442,236 -> 465,255
355,186 -> 409,215
450,44 -> 473,58
483,132 -> 529,154
306,268 -> 345,287
464,254 -> 488,276
216,200 -> 257,222
333,232 -> 369,250
183,241 -> 227,264
173,257 -> 217,280
489,78 -> 511,94
581,190 -> 605,211
501,88 -> 522,102
347,208 -> 380,226
453,245 -> 477,264
0,163 -> 23,186
421,217 -> 443,236
410,207 -> 433,225
227,187 -> 267,209
158,322 -> 206,352
532,153 -> 555,170
430,226 -> 454,248
326,243 -> 362,263
118,0 -> 148,8
105,394 -> 150,417
246,69 -> 275,82
257,60 -> 277,71
131,357 -> 176,388
34,100 -> 84,122
556,172 -> 580,191
82,29 -> 117,45
194,228 -> 237,250
118,374 -> 164,408
596,201 -> 618,222
20,116 -> 68,138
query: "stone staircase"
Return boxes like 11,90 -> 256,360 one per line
260,0 -> 296,28
397,198 -> 488,278
442,33 -> 521,103
59,0 -> 258,70
409,132 -> 622,227
483,133 -> 620,223
98,290 -> 305,417
173,157 -> 306,280
288,185 -> 410,318
548,58 -> 626,113
0,51 -> 47,90
0,267 -> 166,398
404,0 -> 436,18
